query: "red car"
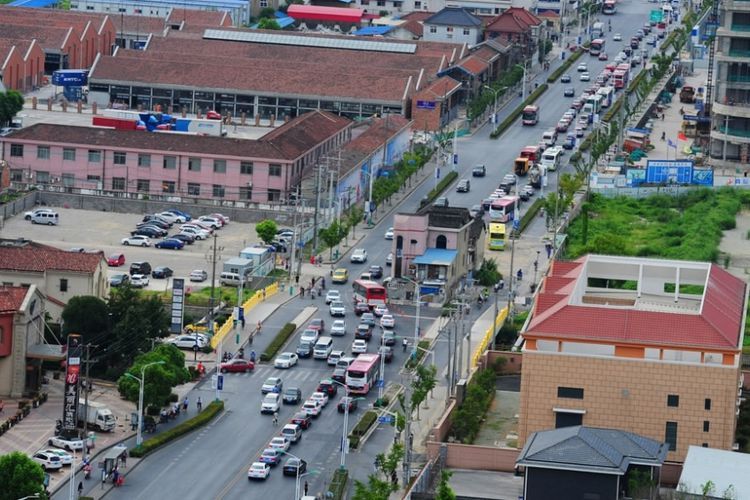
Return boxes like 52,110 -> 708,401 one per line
220,359 -> 254,373
107,253 -> 125,267
317,379 -> 339,397
290,412 -> 312,429
307,318 -> 325,332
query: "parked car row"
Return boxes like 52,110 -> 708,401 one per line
125,210 -> 229,251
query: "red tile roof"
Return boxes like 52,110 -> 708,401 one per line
417,76 -> 462,99
458,56 -> 488,75
167,8 -> 231,26
114,15 -> 168,35
400,19 -> 424,37
0,286 -> 30,314
538,11 -> 560,18
486,7 -> 540,34
260,111 -> 353,159
0,239 -> 105,274
401,11 -> 435,22
527,258 -> 747,350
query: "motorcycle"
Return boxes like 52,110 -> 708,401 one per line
83,464 -> 92,480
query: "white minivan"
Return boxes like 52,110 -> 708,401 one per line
219,272 -> 242,286
313,336 -> 334,360
31,211 -> 59,225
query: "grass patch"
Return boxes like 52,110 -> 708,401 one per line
328,468 -> 349,500
566,188 -> 749,262
142,285 -> 260,308
260,322 -> 297,362
490,84 -> 549,139
547,49 -> 584,83
129,400 -> 224,457
348,410 -> 378,449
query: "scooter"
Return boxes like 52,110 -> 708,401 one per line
83,464 -> 92,480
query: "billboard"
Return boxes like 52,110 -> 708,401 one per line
645,160 -> 693,185
171,279 -> 185,334
692,168 -> 714,186
63,334 -> 83,436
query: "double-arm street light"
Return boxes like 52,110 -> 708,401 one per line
482,85 -> 508,125
281,450 -> 318,500
330,379 -> 365,470
124,360 -> 165,446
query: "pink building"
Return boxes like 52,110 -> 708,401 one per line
1,111 -> 351,203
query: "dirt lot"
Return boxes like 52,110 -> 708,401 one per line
0,207 -> 265,291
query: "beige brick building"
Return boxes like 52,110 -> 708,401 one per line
519,255 -> 747,463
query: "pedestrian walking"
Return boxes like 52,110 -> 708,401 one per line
121,453 -> 126,468
262,288 -> 266,300
304,481 -> 309,495
197,397 -> 202,412
661,131 -> 666,141
182,397 -> 189,412
300,286 -> 305,297
272,412 -> 279,426
78,481 -> 83,497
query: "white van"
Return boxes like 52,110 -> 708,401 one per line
219,272 -> 242,286
313,336 -> 334,360
31,211 -> 59,225
541,147 -> 563,172
542,129 -> 557,147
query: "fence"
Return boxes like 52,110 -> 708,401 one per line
210,282 -> 279,348
591,185 -> 700,198
0,191 -> 38,225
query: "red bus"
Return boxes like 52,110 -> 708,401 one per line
602,0 -> 617,14
346,353 -> 381,394
589,39 -> 606,56
352,279 -> 386,308
521,105 -> 539,126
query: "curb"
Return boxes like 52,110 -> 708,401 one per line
358,383 -> 405,449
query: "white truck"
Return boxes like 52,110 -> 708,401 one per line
592,21 -> 605,38
78,399 -> 116,432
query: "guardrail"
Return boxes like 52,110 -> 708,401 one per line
210,282 -> 279,348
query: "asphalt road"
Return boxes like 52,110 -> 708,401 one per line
81,4 -> 661,497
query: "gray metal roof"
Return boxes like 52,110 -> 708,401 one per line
516,426 -> 668,475
423,7 -> 482,28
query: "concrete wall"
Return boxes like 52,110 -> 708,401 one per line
481,351 -> 523,374
0,191 -> 38,225
426,441 -> 520,471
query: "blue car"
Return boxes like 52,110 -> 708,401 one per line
155,238 -> 185,250
562,134 -> 576,150
167,209 -> 192,221
258,448 -> 282,465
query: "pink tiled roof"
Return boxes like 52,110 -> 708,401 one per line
527,259 -> 746,350
458,56 -> 488,75
400,19 -> 424,37
343,116 -> 411,155
0,240 -> 105,273
0,286 -> 29,314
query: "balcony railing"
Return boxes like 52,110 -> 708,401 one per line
728,49 -> 750,57
727,74 -> 750,82
731,24 -> 750,31
718,125 -> 750,137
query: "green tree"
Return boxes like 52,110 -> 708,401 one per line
435,471 -> 456,500
347,205 -> 365,239
117,344 -> 191,409
375,442 -> 404,479
411,364 -> 437,416
61,295 -> 110,339
0,451 -> 47,500
319,221 -> 346,258
352,475 -> 394,500
258,6 -> 275,18
474,259 -> 501,286
0,90 -> 24,127
257,18 -> 281,29
256,219 -> 278,245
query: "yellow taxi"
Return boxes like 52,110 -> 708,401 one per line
332,268 -> 349,284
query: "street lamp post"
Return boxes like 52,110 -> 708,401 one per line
482,85 -> 506,125
124,360 -> 165,447
330,380 -> 352,469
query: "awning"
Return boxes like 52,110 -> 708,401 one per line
26,343 -> 66,361
413,248 -> 457,266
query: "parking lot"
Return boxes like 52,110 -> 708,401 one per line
0,207 -> 265,291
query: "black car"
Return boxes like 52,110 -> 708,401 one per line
564,87 -> 575,97
560,74 -> 571,83
152,266 -> 173,279
337,397 -> 358,413
283,387 -> 302,404
354,302 -> 370,316
290,412 -> 312,429
296,341 -> 313,358
129,261 -> 152,276
368,265 -> 383,279
317,379 -> 338,397
131,227 -> 163,238
143,214 -> 172,227
171,233 -> 195,245
282,458 -> 307,476
109,274 -> 130,287
136,219 -> 170,230
471,165 -> 486,177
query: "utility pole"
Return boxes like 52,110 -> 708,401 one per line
82,343 -> 97,436
506,185 -> 520,323
206,233 -> 221,362
289,187 -> 300,291
328,169 -> 336,227
313,164 -> 324,251
402,373 -> 413,487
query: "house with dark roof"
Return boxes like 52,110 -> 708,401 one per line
484,6 -> 542,59
517,426 -> 668,500
518,255 -> 748,463
0,239 -> 110,321
0,284 -> 57,398
390,206 -> 485,302
423,6 -> 483,45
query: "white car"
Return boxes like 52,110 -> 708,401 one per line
300,329 -> 319,344
373,305 -> 389,317
24,208 -> 55,221
329,301 -> 346,317
502,173 -> 517,186
198,216 -> 222,229
248,461 -> 271,480
274,352 -> 298,369
328,350 -> 345,366
180,226 -> 209,239
269,436 -> 291,451
386,253 -> 393,266
261,393 -> 281,414
384,227 -> 394,240
577,62 -> 588,72
350,248 -> 368,263
380,314 -> 395,329
121,235 -> 151,247
170,335 -> 208,350
156,211 -> 185,223
39,448 -> 73,466
325,289 -> 341,305
613,32 -> 622,41
130,274 -> 150,288
310,391 -> 329,407
32,451 -> 63,470
580,72 -> 590,81
302,399 -> 322,417
331,320 -> 346,336
48,436 -> 85,451
189,269 -> 208,282
352,339 -> 368,354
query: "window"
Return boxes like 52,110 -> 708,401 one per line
213,185 -> 225,198
62,173 -> 74,187
377,0 -> 385,5
436,235 -> 447,249
665,421 -> 678,451
703,421 -> 710,432
138,154 -> 151,167
463,28 -> 470,35
268,189 -> 281,202
86,175 -> 101,183
37,146 -> 50,159
187,183 -> 201,196
63,148 -> 76,161
88,149 -> 102,162
213,159 -> 226,173
36,171 -> 50,184
137,179 -> 150,192
60,279 -> 68,292
705,398 -> 712,410
667,394 -> 679,407
260,0 -> 268,6
269,164 -> 282,177
555,412 -> 583,428
163,156 -> 176,169
188,158 -> 201,171
112,177 -> 125,190
113,151 -> 126,164
162,181 -> 175,193
415,0 -> 421,7
446,27 -> 453,32
429,25 -> 437,34
10,169 -> 23,182
240,161 -> 254,175
239,186 -> 252,200
557,387 -> 584,399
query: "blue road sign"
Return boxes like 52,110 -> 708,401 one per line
217,374 -> 224,391
378,415 -> 393,424
376,379 -> 384,388
513,219 -> 520,231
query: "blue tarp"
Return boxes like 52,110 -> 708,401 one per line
352,26 -> 393,36
251,12 -> 295,29
413,249 -> 457,266
8,0 -> 57,7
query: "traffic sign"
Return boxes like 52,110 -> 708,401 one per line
376,379 -> 384,388
217,374 -> 224,391
378,415 -> 393,424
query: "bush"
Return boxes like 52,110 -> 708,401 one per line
420,171 -> 458,209
490,84 -> 549,139
405,340 -> 431,370
474,259 -> 502,287
547,49 -> 584,83
260,323 -> 297,362
519,198 -> 544,234
449,369 -> 497,443
129,400 -> 224,457
348,410 -> 378,449
329,468 -> 349,500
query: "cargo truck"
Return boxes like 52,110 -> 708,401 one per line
77,399 -> 116,432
